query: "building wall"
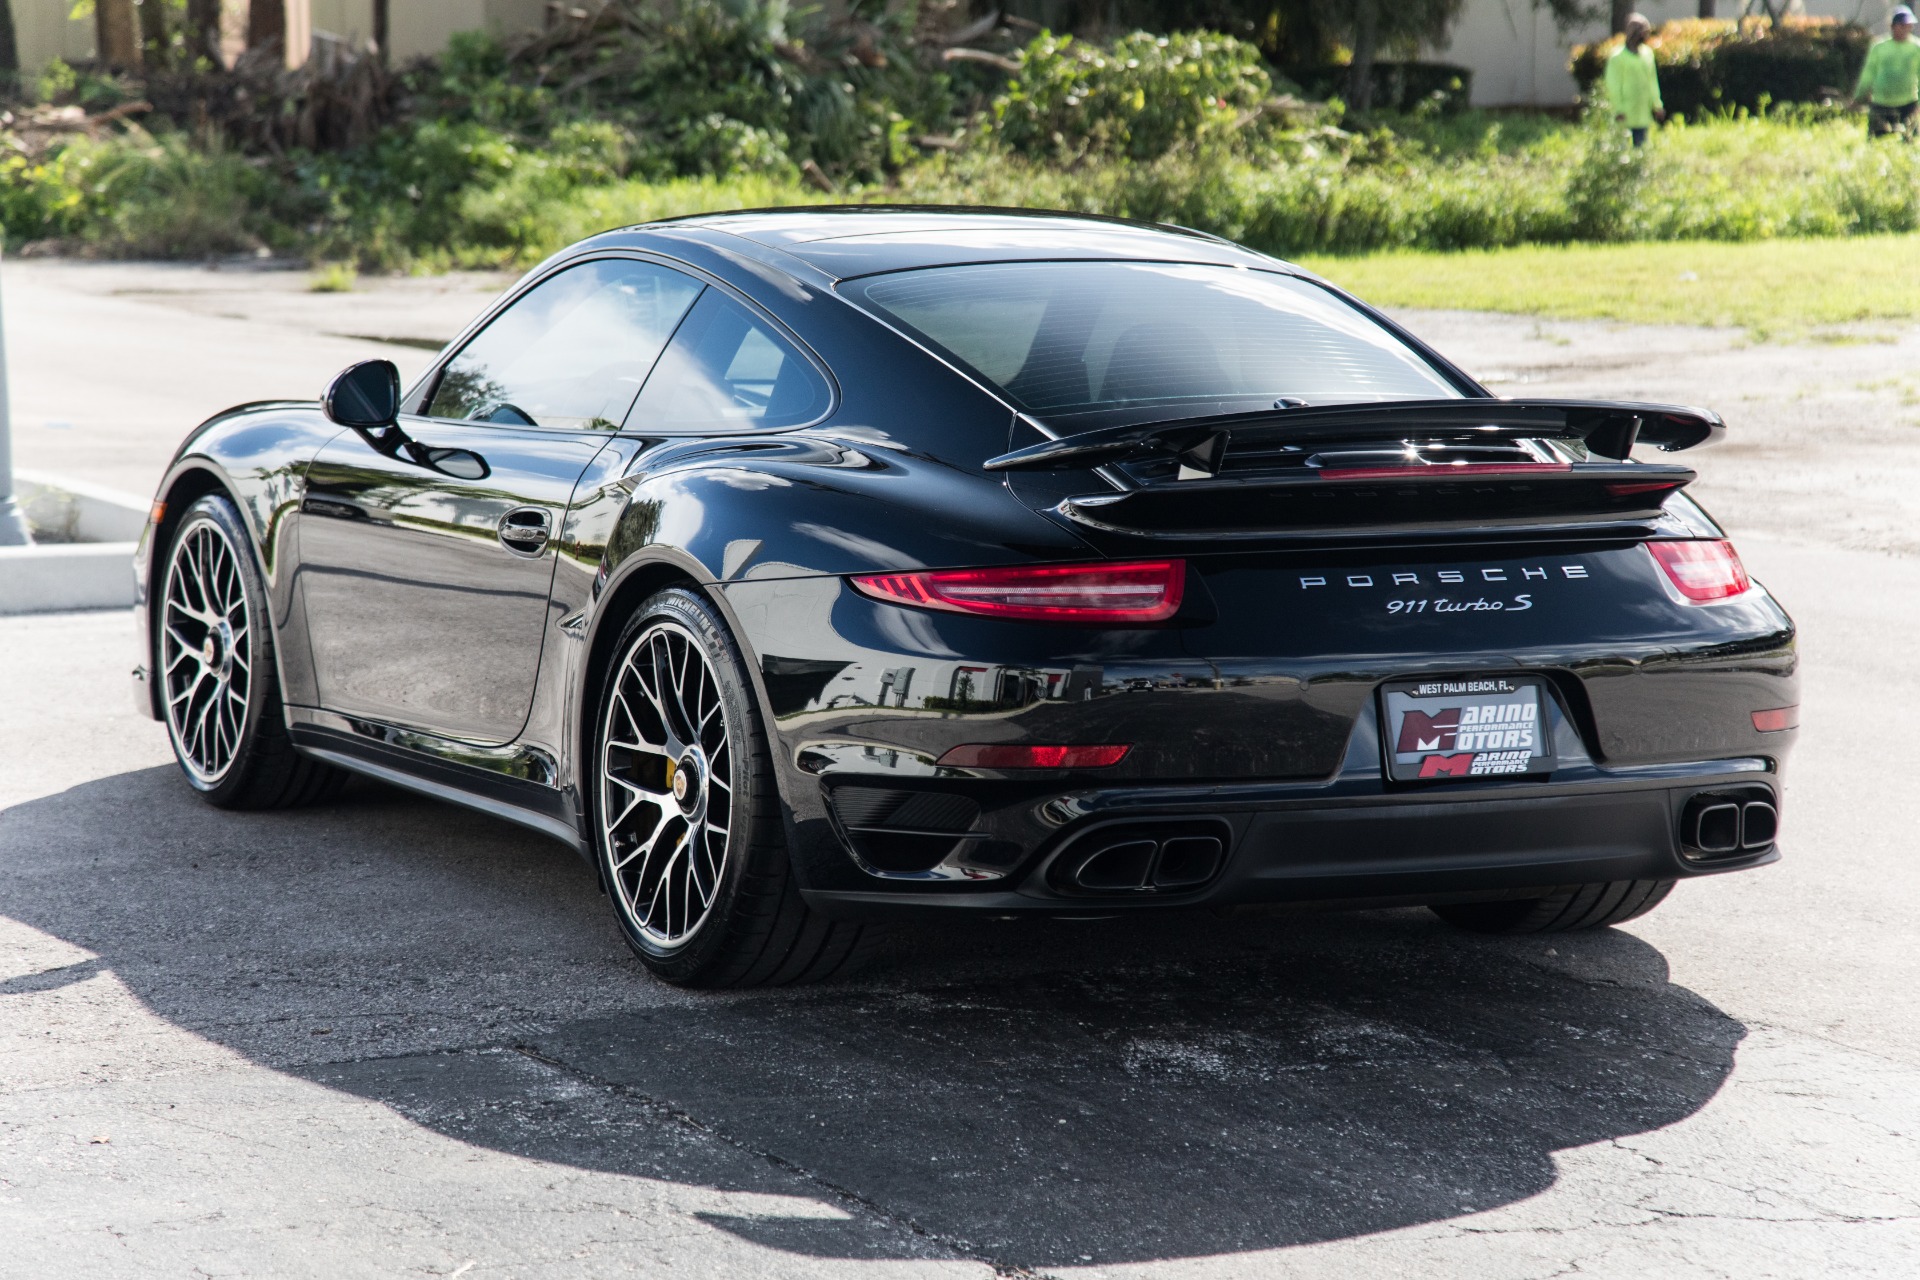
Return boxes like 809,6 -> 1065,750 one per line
12,0 -> 94,75
8,0 -> 570,75
387,0 -> 560,58
1448,0 -> 1897,107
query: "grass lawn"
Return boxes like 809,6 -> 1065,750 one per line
1299,235 -> 1920,335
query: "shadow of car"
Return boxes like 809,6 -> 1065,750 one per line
1,767 -> 1742,1270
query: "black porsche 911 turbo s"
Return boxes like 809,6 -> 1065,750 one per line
133,207 -> 1797,987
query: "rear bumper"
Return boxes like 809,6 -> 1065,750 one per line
798,760 -> 1781,919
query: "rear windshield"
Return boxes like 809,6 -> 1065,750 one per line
846,261 -> 1461,419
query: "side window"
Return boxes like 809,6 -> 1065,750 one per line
427,260 -> 704,431
626,289 -> 831,433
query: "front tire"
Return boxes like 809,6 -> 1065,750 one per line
593,587 -> 874,987
157,494 -> 343,810
1429,879 -> 1675,934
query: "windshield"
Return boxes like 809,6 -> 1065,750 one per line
847,261 -> 1461,421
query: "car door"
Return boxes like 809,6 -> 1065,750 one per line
297,257 -> 705,744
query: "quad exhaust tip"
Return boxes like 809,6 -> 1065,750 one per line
1054,822 -> 1230,895
1682,791 -> 1777,860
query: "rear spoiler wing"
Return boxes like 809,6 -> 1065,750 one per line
982,399 -> 1725,474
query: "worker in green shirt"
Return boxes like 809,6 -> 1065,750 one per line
1856,7 -> 1920,139
1604,14 -> 1665,147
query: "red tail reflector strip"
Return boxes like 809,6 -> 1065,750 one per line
936,744 -> 1131,769
1752,706 -> 1799,732
1647,539 -> 1751,601
851,560 -> 1185,623
1316,463 -> 1573,482
1604,480 -> 1684,497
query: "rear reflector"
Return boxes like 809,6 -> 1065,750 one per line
936,744 -> 1131,769
851,560 -> 1185,623
1647,539 -> 1751,601
1752,706 -> 1799,732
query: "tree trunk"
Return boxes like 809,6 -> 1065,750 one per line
136,0 -> 168,67
373,0 -> 389,64
247,0 -> 284,52
0,0 -> 19,86
1698,0 -> 1716,17
1610,0 -> 1633,35
1347,0 -> 1380,115
96,0 -> 141,69
185,0 -> 224,66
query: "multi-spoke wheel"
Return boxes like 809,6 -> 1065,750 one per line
162,509 -> 254,786
156,495 -> 342,809
601,618 -> 736,949
594,588 -> 878,986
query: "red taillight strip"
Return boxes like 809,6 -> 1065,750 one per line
851,560 -> 1186,623
1647,540 -> 1751,602
1315,463 -> 1574,482
936,744 -> 1131,768
1752,707 -> 1799,733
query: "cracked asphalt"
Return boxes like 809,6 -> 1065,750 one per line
3,262 -> 1918,1277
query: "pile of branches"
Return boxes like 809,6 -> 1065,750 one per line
0,99 -> 154,158
144,35 -> 406,154
504,0 -> 902,93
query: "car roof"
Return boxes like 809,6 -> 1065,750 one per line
639,206 -> 1282,279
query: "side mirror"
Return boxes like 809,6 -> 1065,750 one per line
323,360 -> 401,430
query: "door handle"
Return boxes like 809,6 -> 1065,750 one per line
498,507 -> 552,556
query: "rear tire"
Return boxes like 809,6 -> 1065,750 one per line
1429,879 -> 1675,934
156,494 -> 345,810
593,587 -> 877,988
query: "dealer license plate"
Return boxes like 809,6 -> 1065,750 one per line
1380,676 -> 1554,781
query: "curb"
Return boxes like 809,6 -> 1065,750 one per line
0,541 -> 138,614
16,470 -> 151,543
0,472 -> 147,615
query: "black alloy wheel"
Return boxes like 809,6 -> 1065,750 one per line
157,494 -> 342,809
594,588 -> 875,987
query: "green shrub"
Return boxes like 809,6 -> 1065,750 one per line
1276,61 -> 1474,115
991,30 -> 1279,162
9,22 -> 1920,269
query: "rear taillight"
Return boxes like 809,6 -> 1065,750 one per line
1648,540 -> 1751,602
936,744 -> 1131,768
850,560 -> 1185,623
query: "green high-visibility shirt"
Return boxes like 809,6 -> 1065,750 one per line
1604,43 -> 1663,129
1858,36 -> 1920,107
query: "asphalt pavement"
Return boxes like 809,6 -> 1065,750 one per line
2,262 -> 1917,1278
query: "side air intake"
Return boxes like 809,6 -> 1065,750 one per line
828,786 -> 984,875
